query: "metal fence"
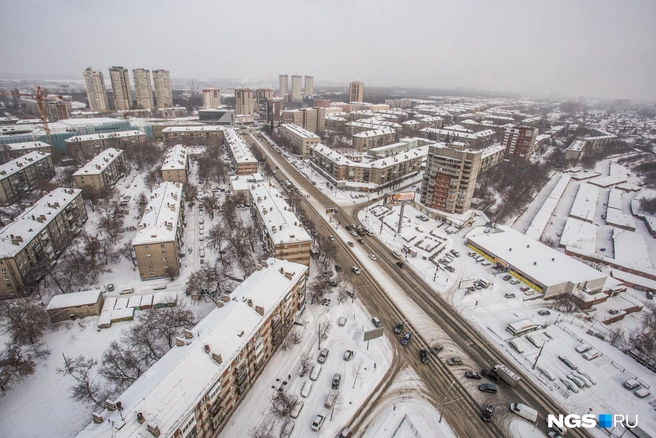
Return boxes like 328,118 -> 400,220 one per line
392,414 -> 423,438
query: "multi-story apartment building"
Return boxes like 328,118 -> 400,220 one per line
345,120 -> 402,139
75,257 -> 307,438
353,128 -> 397,152
132,181 -> 184,280
421,127 -> 496,149
250,183 -> 311,267
46,98 -> 70,122
0,151 -> 54,205
161,145 -> 189,183
582,128 -> 617,150
132,69 -> 154,110
349,80 -> 365,103
290,75 -> 302,102
162,126 -> 225,143
108,66 -> 132,111
279,124 -> 320,156
65,131 -> 146,157
304,76 -> 314,97
421,143 -> 483,214
501,125 -> 538,160
224,129 -> 258,175
203,88 -> 221,108
309,144 -> 428,187
278,74 -> 288,97
152,69 -> 173,108
265,98 -> 284,124
73,148 -> 125,192
255,89 -> 272,115
281,108 -> 326,134
0,141 -> 53,162
0,188 -> 87,297
82,67 -> 109,112
235,89 -> 254,115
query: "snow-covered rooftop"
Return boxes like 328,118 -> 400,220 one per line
250,183 -> 311,245
569,183 -> 598,222
525,175 -> 571,240
132,182 -> 183,245
46,289 -> 102,310
468,225 -> 607,288
559,217 -> 597,253
161,145 -> 188,171
224,128 -> 256,164
0,188 -> 82,257
352,127 -> 396,138
612,229 -> 651,270
420,127 -> 495,140
280,123 -> 320,139
310,144 -> 428,170
161,126 -> 223,133
76,258 -> 307,438
0,151 -> 51,180
3,141 -> 51,151
65,130 -> 144,143
73,148 -> 123,177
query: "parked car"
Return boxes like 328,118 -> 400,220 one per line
338,427 -> 352,438
635,387 -> 651,398
199,249 -> 205,258
504,293 -> 516,299
369,254 -> 377,261
392,251 -> 402,259
393,322 -> 404,334
371,317 -> 382,328
311,415 -> 325,432
503,275 -> 512,281
400,332 -> 412,346
481,404 -> 495,422
509,279 -> 520,285
343,350 -> 354,361
481,369 -> 499,382
335,265 -> 342,273
332,373 -> 341,389
538,309 -> 551,316
520,286 -> 530,292
420,349 -> 429,364
478,383 -> 498,394
347,241 -> 354,247
447,357 -> 463,366
318,349 -> 329,364
582,349 -> 600,361
558,355 -> 578,370
338,317 -> 347,327
445,265 -> 455,272
609,309 -> 620,315
430,344 -> 444,355
106,283 -> 115,292
623,379 -> 640,390
280,420 -> 295,438
465,371 -> 481,379
396,261 -> 406,269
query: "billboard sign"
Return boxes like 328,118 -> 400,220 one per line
385,192 -> 414,205
363,328 -> 384,341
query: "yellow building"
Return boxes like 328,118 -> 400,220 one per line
73,148 -> 125,192
161,145 -> 188,184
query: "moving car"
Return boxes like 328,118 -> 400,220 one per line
396,261 -> 406,269
481,369 -> 499,382
447,357 -> 463,366
371,317 -> 382,328
338,427 -> 352,438
351,266 -> 361,275
509,403 -> 538,422
481,404 -> 495,422
478,383 -> 498,394
431,344 -> 444,355
420,350 -> 429,364
343,350 -> 354,361
318,349 -> 329,364
400,332 -> 412,346
538,309 -> 551,316
393,322 -> 404,334
329,235 -> 335,241
465,371 -> 481,379
347,241 -> 354,247
311,415 -> 325,432
338,317 -> 347,327
332,373 -> 341,389
369,254 -> 377,261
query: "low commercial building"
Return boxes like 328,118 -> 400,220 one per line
46,289 -> 104,323
73,148 -> 125,192
0,188 -> 87,297
279,124 -> 320,156
352,128 -> 397,152
0,141 -> 53,162
224,129 -> 258,175
132,182 -> 185,280
161,145 -> 189,184
75,258 -> 307,438
65,130 -> 146,151
0,151 -> 54,205
162,126 -> 225,143
249,183 -> 311,267
467,225 -> 608,299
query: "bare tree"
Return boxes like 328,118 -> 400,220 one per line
329,389 -> 344,421
553,292 -> 580,313
270,391 -> 300,418
99,340 -> 148,390
119,243 -> 138,267
249,424 -> 273,438
607,325 -> 627,350
318,320 -> 333,350
299,353 -> 310,377
336,284 -> 349,304
0,298 -> 49,345
138,301 -> 196,349
307,277 -> 330,305
280,328 -> 303,351
351,360 -> 364,389
0,342 -> 36,394
58,354 -> 113,408
135,191 -> 149,218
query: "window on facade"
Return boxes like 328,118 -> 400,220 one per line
144,246 -> 149,250
148,265 -> 153,270
161,251 -> 166,255
3,276 -> 8,281
160,244 -> 165,248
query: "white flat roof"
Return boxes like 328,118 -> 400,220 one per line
566,140 -> 586,152
224,128 -> 256,164
65,130 -> 144,143
73,148 -> 123,176
47,290 -> 102,310
309,144 -> 428,170
76,258 -> 307,438
613,229 -> 650,270
161,145 -> 188,171
606,210 -> 636,230
250,183 -> 311,245
607,188 -> 623,210
280,123 -> 320,139
162,126 -> 223,132
468,225 -> 606,288
132,182 -> 183,245
4,141 -> 51,151
0,188 -> 82,257
559,217 -> 597,253
569,183 -> 598,222
526,175 -> 571,240
0,151 -> 51,180
352,128 -> 396,138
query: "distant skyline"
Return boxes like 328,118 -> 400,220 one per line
1,1 -> 655,101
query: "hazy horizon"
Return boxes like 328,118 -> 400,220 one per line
1,0 -> 654,101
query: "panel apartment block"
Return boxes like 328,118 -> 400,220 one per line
224,129 -> 258,176
161,145 -> 189,183
162,126 -> 225,143
0,151 -> 54,205
279,123 -> 320,156
73,148 -> 125,192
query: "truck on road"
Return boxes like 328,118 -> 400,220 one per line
493,364 -> 521,387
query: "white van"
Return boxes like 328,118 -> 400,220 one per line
509,403 -> 538,422
300,380 -> 313,398
310,364 -> 322,381
392,251 -> 402,259
290,401 -> 304,419
478,279 -> 491,288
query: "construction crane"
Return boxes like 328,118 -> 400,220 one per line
35,86 -> 52,145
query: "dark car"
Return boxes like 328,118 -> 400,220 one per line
400,332 -> 412,346
394,322 -> 404,334
465,371 -> 481,379
396,261 -> 405,269
503,275 -> 512,281
356,237 -> 364,243
478,383 -> 498,394
538,309 -> 551,316
420,349 -> 429,364
481,404 -> 495,421
481,369 -> 499,382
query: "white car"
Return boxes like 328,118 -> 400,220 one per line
582,349 -> 600,361
199,249 -> 205,258
311,415 -> 325,432
368,254 -> 377,261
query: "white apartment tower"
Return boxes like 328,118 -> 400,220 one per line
132,68 -> 154,110
82,67 -> 109,112
278,74 -> 289,97
291,75 -> 302,102
235,88 -> 254,115
152,69 -> 173,108
108,66 -> 132,111
203,88 -> 221,108
304,75 -> 314,97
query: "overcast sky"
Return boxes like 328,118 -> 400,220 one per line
1,0 -> 655,101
